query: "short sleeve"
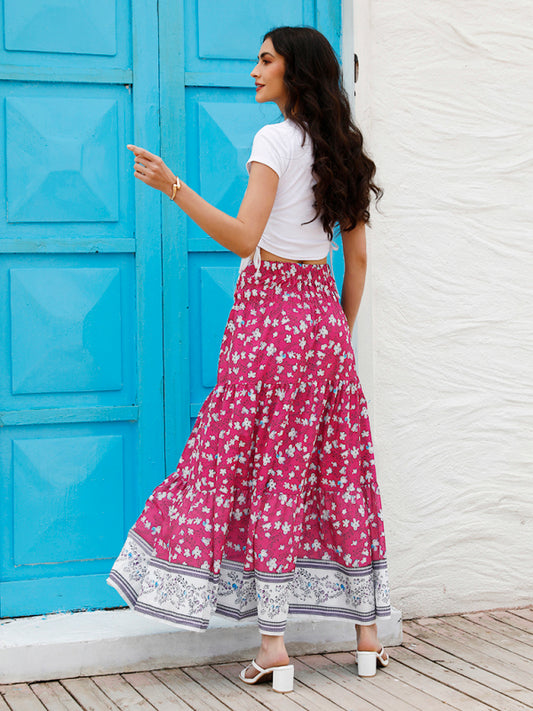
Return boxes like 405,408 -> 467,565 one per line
246,124 -> 290,177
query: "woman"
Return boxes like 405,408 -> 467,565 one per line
107,25 -> 391,692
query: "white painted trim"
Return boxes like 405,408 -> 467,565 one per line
342,0 -> 376,410
341,0 -> 355,100
0,606 -> 402,684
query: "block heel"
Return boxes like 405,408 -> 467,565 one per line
355,646 -> 389,677
273,664 -> 294,692
239,659 -> 294,693
356,650 -> 377,676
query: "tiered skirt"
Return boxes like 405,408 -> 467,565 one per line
107,259 -> 391,634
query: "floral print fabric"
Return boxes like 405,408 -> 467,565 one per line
107,260 -> 391,633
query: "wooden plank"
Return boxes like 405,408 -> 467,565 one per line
124,670 -> 202,711
415,618 -> 533,680
488,610 -> 533,636
443,615 -> 533,660
380,647 -> 498,711
92,675 -> 158,710
507,609 -> 533,623
401,631 -> 533,710
4,605 -> 533,711
181,665 -> 269,711
294,655 -> 378,711
30,682 -> 84,710
293,656 -> 380,710
212,661 -> 317,711
293,654 -> 385,710
405,619 -> 533,691
293,659 -> 371,711
463,612 -> 533,646
299,652 -> 429,711
59,678 -> 120,711
287,676 -> 364,711
0,684 -> 46,711
151,668 -> 233,710
325,650 -> 466,711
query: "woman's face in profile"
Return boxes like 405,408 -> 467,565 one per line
251,37 -> 287,111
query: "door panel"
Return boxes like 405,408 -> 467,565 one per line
0,0 -> 342,618
160,0 -> 342,468
186,1 -> 315,72
1,0 -> 130,64
0,0 -> 164,618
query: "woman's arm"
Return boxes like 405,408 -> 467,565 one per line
127,145 -> 278,259
340,221 -> 367,336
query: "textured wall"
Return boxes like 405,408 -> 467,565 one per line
353,0 -> 533,619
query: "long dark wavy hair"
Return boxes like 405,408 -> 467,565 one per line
263,26 -> 382,238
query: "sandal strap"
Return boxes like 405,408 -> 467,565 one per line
251,659 -> 266,673
355,646 -> 388,659
377,646 -> 388,662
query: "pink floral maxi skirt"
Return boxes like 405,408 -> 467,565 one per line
107,260 -> 391,634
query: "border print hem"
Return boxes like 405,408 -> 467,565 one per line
106,528 -> 391,634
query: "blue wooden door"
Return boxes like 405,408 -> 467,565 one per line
0,0 -> 164,617
0,0 -> 342,619
159,0 -> 343,471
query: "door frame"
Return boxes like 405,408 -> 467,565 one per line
158,0 -> 190,471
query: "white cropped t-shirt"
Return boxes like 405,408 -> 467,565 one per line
239,119 -> 338,277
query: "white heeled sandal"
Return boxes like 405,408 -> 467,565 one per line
239,659 -> 294,693
355,646 -> 389,677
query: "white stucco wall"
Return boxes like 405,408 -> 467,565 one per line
351,0 -> 533,619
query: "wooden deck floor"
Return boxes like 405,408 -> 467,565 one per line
1,607 -> 532,710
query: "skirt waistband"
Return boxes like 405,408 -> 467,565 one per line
236,257 -> 339,298
239,242 -> 340,282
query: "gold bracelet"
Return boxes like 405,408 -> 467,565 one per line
170,176 -> 181,200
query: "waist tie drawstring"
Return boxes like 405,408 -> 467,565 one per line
239,241 -> 339,279
238,244 -> 262,277
328,240 -> 339,282
252,244 -> 262,276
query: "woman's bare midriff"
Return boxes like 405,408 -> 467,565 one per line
259,247 -> 327,265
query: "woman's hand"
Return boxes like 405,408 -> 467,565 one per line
125,144 -> 278,260
127,144 -> 176,197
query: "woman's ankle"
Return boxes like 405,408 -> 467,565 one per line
355,623 -> 381,651
259,634 -> 289,658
